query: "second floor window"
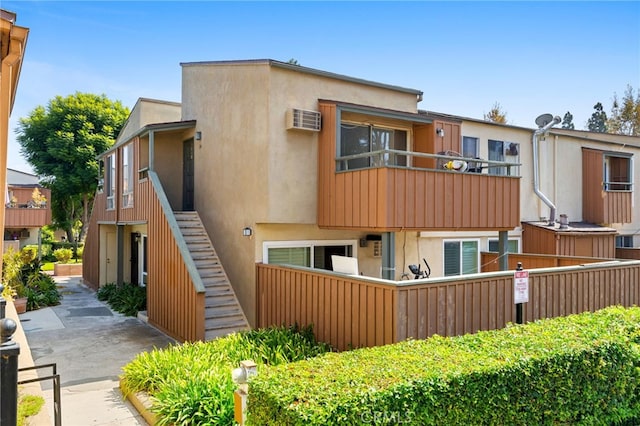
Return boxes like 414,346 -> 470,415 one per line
488,140 -> 519,176
106,154 -> 116,210
604,153 -> 632,191
339,123 -> 407,171
122,144 -> 134,208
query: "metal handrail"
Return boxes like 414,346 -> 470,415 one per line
336,149 -> 521,175
18,363 -> 61,426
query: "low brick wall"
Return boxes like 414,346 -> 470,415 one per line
54,263 -> 82,276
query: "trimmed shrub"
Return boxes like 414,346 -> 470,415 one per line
1,246 -> 61,309
23,244 -> 52,261
53,248 -> 73,263
97,283 -> 146,316
25,272 -> 60,311
247,306 -> 640,425
120,325 -> 332,426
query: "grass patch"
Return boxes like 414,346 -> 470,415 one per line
18,394 -> 44,426
40,262 -> 54,271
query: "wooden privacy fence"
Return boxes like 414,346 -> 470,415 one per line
256,260 -> 640,351
480,252 -> 608,272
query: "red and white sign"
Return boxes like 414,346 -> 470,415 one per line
514,270 -> 529,304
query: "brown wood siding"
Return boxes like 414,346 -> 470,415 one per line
321,167 -> 519,230
256,264 -> 395,350
582,148 -> 604,224
82,192 -> 101,290
582,148 -> 632,224
4,207 -> 51,228
257,261 -> 640,350
522,223 -> 615,258
603,190 -> 632,224
522,223 -> 557,254
147,181 -> 205,342
318,102 -> 519,231
117,139 -> 151,223
617,248 -> 640,260
4,187 -> 52,227
412,124 -> 433,169
481,252 -> 610,272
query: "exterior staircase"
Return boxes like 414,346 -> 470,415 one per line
174,211 -> 250,340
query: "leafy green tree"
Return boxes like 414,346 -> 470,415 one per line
561,111 -> 575,130
587,102 -> 608,133
16,92 -> 129,241
606,85 -> 640,136
483,102 -> 507,124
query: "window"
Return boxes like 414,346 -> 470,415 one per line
462,136 -> 479,159
141,235 -> 148,286
444,240 -> 479,276
264,240 -> 356,271
488,140 -> 519,176
105,154 -> 116,210
616,235 -> 634,248
604,153 -> 632,191
462,136 -> 482,173
488,239 -> 520,253
122,144 -> 134,208
339,123 -> 407,170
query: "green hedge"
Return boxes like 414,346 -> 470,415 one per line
247,306 -> 640,425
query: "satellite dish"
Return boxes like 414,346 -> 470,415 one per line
535,113 -> 554,128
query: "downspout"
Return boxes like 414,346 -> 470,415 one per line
532,115 -> 561,225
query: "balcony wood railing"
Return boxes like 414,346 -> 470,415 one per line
257,260 -> 640,351
480,252 -> 609,272
319,149 -> 521,231
4,206 -> 51,228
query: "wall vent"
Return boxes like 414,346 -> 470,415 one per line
286,109 -> 321,132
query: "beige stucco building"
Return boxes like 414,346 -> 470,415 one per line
83,59 -> 640,344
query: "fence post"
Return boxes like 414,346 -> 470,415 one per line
1,317 -> 21,425
232,360 -> 257,426
515,262 -> 525,325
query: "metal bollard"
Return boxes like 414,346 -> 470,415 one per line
1,317 -> 21,425
231,360 -> 257,426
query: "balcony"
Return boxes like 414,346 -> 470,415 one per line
4,205 -> 51,228
317,101 -> 520,231
582,148 -> 632,224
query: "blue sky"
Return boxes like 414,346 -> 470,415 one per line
4,1 -> 640,174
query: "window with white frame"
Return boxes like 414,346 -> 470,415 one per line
264,240 -> 357,271
105,153 -> 116,210
488,239 -> 520,253
488,140 -> 520,176
339,123 -> 407,171
443,240 -> 479,276
616,235 -> 634,248
122,144 -> 134,208
603,153 -> 633,191
141,234 -> 148,286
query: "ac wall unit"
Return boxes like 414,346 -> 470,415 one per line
286,108 -> 321,132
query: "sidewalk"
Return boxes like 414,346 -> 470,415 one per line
16,275 -> 175,425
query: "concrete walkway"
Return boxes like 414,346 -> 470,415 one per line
16,275 -> 175,425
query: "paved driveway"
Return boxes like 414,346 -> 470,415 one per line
19,275 -> 175,425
